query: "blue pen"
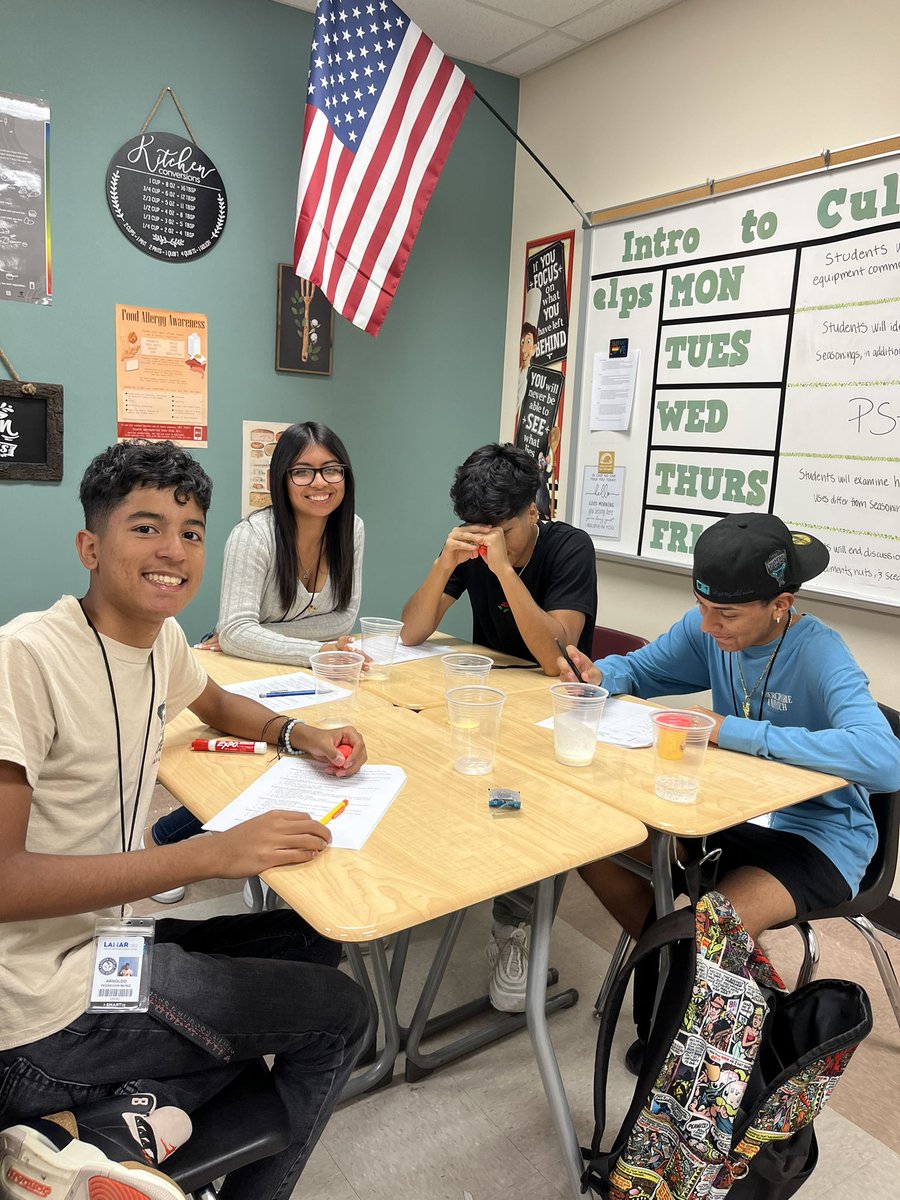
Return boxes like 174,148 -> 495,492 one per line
258,688 -> 318,698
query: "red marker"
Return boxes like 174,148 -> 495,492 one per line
192,738 -> 266,754
478,545 -> 488,557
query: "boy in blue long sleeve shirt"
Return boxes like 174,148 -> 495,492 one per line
562,513 -> 900,948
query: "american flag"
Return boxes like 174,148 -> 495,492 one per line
293,0 -> 473,336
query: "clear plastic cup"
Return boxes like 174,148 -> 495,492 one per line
359,617 -> 403,681
650,710 -> 717,803
549,683 -> 609,766
441,653 -> 494,688
309,650 -> 365,728
445,686 -> 506,775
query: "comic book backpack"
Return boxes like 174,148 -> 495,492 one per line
582,891 -> 872,1199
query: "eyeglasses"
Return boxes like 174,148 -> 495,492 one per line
288,465 -> 346,485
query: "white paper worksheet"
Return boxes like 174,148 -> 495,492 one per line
201,757 -> 406,850
537,697 -> 653,748
390,641 -> 453,663
222,671 -> 350,714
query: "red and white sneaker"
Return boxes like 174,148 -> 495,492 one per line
0,1118 -> 186,1199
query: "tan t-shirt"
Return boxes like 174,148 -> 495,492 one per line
0,595 -> 206,1049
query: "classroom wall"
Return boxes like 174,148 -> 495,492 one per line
0,0 -> 518,643
502,0 -> 900,707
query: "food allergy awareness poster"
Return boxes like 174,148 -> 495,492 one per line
115,305 -> 208,447
0,91 -> 51,304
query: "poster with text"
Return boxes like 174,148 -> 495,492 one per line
514,231 -> 574,518
241,420 -> 292,517
115,305 -> 208,447
0,91 -> 51,304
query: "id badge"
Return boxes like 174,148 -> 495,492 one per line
87,918 -> 155,1013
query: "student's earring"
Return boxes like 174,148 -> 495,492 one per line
775,615 -> 781,624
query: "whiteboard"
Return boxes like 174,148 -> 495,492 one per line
569,150 -> 900,609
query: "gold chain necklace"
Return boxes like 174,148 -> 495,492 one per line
735,612 -> 792,718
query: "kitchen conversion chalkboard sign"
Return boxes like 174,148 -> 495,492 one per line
106,131 -> 227,262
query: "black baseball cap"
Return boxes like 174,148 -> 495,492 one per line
693,513 -> 829,604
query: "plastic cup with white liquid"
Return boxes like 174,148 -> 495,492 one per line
549,683 -> 609,766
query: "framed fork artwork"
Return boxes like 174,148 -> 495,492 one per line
275,263 -> 334,376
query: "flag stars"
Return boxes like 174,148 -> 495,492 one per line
367,82 -> 376,93
386,37 -> 394,48
341,91 -> 349,103
377,59 -> 385,71
373,41 -> 382,53
357,106 -> 366,119
314,56 -> 324,68
338,7 -> 347,19
364,63 -> 373,75
365,3 -> 374,12
383,19 -> 391,30
348,129 -> 357,143
349,66 -> 358,77
359,45 -> 368,56
395,15 -> 403,25
351,4 -> 360,15
354,88 -> 362,99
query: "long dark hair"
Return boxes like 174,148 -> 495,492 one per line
267,422 -> 356,615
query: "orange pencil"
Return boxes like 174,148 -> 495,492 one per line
321,798 -> 348,825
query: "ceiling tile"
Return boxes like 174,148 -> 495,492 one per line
471,0 -> 598,28
400,0 -> 546,62
489,29 -> 584,76
559,0 -> 686,42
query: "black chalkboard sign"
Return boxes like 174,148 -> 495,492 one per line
514,366 -> 564,460
106,132 -> 227,261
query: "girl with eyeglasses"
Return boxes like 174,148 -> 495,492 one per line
206,421 -> 364,664
146,423 -> 365,899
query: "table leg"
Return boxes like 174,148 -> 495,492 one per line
341,938 -> 402,1100
526,876 -> 583,1200
404,904 -> 577,1082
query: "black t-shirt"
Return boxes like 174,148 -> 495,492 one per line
443,520 -> 597,662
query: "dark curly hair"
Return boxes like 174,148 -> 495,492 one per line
80,441 -> 213,530
450,443 -> 542,525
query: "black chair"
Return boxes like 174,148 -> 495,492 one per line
775,702 -> 900,1030
591,625 -> 649,660
162,1061 -> 291,1199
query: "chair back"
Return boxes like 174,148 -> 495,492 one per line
853,703 -> 900,910
591,625 -> 649,660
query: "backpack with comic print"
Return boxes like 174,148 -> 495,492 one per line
582,892 -> 872,1200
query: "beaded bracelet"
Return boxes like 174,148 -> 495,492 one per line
280,718 -> 306,756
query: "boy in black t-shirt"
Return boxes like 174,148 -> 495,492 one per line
401,443 -> 597,672
401,443 -> 598,1011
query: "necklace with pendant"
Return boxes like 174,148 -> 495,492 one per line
734,611 -> 792,719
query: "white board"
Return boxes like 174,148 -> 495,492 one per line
570,151 -> 900,608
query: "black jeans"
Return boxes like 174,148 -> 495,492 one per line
0,911 -> 368,1200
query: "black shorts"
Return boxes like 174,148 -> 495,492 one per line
680,822 -> 852,918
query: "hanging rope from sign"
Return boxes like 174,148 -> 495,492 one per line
138,86 -> 200,145
0,348 -> 37,394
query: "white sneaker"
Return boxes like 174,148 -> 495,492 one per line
0,1120 -> 187,1199
487,922 -> 530,1013
139,835 -> 186,905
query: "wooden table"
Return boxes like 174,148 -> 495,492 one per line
160,653 -> 648,1199
359,634 -> 549,710
422,688 -> 846,917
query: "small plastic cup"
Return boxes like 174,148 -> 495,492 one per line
445,686 -> 506,775
550,682 -> 609,766
309,650 -> 365,728
359,617 -> 403,681
650,710 -> 717,803
441,653 -> 493,687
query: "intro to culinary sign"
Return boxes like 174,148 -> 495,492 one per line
115,304 -> 208,447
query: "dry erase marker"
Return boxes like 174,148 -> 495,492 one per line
191,738 -> 267,754
321,798 -> 348,824
554,638 -> 586,682
258,689 -> 316,698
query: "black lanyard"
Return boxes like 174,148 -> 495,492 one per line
79,600 -> 157,856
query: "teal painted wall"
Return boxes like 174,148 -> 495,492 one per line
0,0 -> 518,642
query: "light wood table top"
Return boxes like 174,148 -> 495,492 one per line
160,697 -> 646,943
194,648 -> 397,721
359,635 -> 547,710
420,689 -> 846,838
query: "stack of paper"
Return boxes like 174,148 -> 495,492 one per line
223,670 -> 349,714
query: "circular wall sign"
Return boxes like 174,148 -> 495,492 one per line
106,131 -> 227,262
